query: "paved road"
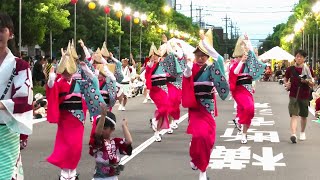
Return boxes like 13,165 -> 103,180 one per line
22,82 -> 320,180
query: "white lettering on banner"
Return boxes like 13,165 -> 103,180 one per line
228,117 -> 275,127
252,147 -> 286,171
221,128 -> 280,143
209,146 -> 251,170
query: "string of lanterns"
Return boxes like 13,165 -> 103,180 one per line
69,0 -> 198,42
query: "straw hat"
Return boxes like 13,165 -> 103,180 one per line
96,64 -> 116,76
233,35 -> 250,58
56,42 -> 77,74
149,42 -> 161,57
193,29 -> 213,56
70,39 -> 79,60
93,48 -> 104,64
101,42 -> 109,57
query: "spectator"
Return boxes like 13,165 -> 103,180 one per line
32,56 -> 46,86
52,57 -> 57,72
284,50 -> 315,143
44,57 -> 53,81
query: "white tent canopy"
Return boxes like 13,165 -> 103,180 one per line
259,46 -> 295,62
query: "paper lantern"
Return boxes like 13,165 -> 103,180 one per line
88,2 -> 96,10
125,15 -> 132,22
70,0 -> 78,5
116,11 -> 123,18
104,6 -> 111,14
133,18 -> 140,24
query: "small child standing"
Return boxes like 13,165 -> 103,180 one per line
89,105 -> 133,180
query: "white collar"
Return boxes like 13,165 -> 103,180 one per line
0,48 -> 14,67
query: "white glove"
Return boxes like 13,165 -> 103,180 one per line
47,72 -> 56,88
147,61 -> 154,68
184,61 -> 193,78
95,69 -> 99,76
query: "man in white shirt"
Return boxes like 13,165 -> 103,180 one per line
118,54 -> 136,111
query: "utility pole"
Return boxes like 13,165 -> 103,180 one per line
229,21 -> 234,40
190,0 -> 193,21
222,14 -> 231,54
235,27 -> 240,38
196,8 -> 203,28
222,14 -> 231,40
174,0 -> 176,10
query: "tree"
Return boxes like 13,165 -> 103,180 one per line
0,0 -> 70,47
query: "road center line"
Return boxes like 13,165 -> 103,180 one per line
120,113 -> 189,165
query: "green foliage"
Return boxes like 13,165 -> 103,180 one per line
1,0 -> 202,59
33,85 -> 46,96
0,0 -> 70,46
260,0 -> 320,56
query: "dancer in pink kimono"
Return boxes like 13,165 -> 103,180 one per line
158,35 -> 185,133
46,43 -> 104,180
182,30 -> 229,180
229,35 -> 265,144
146,42 -> 181,142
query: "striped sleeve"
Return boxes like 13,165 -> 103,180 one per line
0,58 -> 33,135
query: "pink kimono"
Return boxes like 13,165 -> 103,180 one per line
229,51 -> 265,127
46,74 -> 104,169
167,55 -> 186,120
46,78 -> 87,169
182,57 -> 229,172
146,62 -> 170,129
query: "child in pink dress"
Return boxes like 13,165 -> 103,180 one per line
89,105 -> 133,180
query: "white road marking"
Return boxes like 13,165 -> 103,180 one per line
308,106 -> 316,117
252,147 -> 286,171
120,113 -> 189,165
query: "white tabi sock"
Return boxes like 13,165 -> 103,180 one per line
60,169 -> 77,180
199,171 -> 207,180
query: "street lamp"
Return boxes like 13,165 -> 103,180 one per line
312,1 -> 320,14
139,14 -> 147,63
294,20 -> 305,33
286,34 -> 295,54
312,1 -> 320,70
285,34 -> 295,43
124,7 -> 132,58
99,0 -> 108,6
124,7 -> 131,15
113,3 -> 122,11
98,0 -> 110,44
134,12 -> 140,18
114,3 -> 122,59
163,5 -> 171,13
